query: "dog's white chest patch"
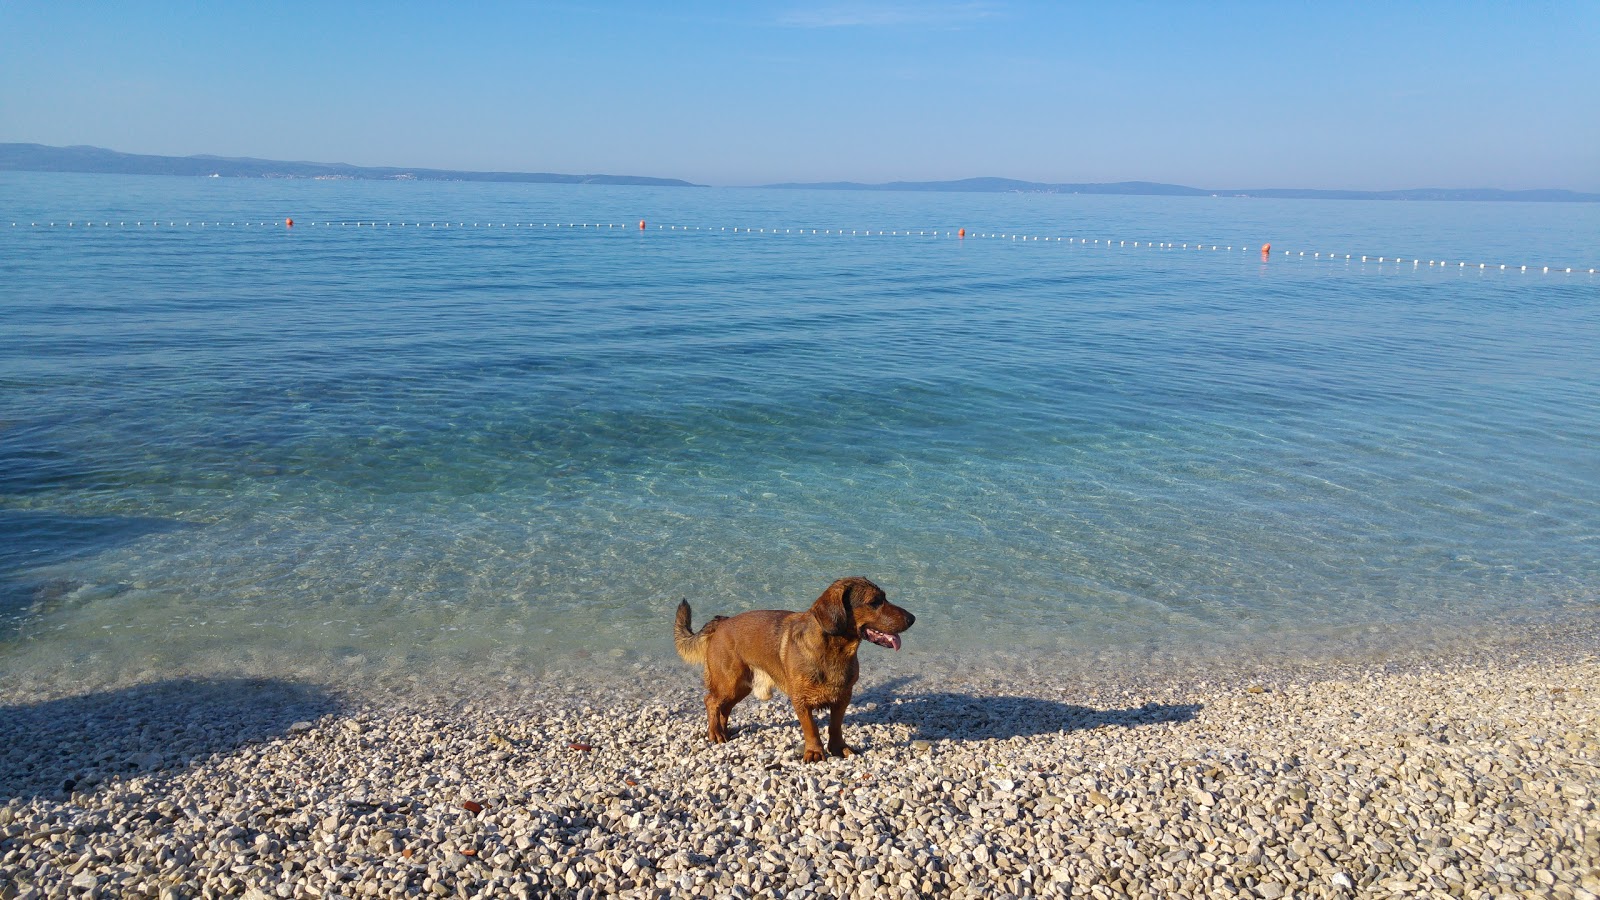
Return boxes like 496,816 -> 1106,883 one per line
751,667 -> 777,701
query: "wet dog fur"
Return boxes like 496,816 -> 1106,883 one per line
674,577 -> 914,762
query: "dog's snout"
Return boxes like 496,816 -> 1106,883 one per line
903,611 -> 916,629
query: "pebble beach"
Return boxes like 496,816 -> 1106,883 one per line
3,619 -> 1598,900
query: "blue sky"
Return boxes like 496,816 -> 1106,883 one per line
3,1 -> 1596,190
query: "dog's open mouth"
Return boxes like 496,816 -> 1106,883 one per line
862,627 -> 901,651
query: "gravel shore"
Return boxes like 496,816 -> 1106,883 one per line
3,626 -> 1597,899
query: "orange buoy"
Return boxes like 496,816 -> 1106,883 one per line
639,219 -> 646,230
1260,242 -> 1270,258
958,227 -> 966,238
286,218 -> 294,228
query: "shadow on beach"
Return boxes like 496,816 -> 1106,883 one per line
0,677 -> 340,800
853,678 -> 1201,742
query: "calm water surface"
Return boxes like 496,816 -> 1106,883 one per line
2,173 -> 1597,690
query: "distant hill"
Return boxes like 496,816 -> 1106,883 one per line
760,177 -> 1600,202
7,145 -> 1593,200
0,143 -> 702,187
762,177 -> 1210,196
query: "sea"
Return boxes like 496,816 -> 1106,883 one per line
2,172 -> 1597,694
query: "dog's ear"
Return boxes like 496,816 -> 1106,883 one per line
810,579 -> 856,637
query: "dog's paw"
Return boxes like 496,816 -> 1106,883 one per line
831,743 -> 855,758
802,747 -> 826,763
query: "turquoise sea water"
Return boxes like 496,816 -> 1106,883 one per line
2,173 -> 1597,690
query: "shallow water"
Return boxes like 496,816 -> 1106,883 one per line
2,173 -> 1597,690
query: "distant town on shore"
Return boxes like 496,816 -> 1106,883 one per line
4,143 -> 1596,202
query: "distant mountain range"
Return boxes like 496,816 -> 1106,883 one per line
759,176 -> 1600,203
0,143 -> 701,187
4,144 -> 1594,201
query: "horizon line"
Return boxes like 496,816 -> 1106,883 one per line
3,142 -> 1596,199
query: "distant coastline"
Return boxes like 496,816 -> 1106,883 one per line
0,143 -> 702,187
4,143 -> 1596,201
758,176 -> 1600,203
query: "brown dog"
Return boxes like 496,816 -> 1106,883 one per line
674,577 -> 914,762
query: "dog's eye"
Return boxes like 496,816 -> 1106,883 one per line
869,597 -> 883,607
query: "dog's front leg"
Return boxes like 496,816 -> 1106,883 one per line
826,698 -> 854,758
791,698 -> 829,762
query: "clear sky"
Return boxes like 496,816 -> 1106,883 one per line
3,1 -> 1596,190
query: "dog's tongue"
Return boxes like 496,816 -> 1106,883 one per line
864,628 -> 902,651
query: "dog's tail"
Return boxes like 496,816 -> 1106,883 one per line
674,599 -> 711,666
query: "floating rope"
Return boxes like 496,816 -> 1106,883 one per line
9,219 -> 1593,275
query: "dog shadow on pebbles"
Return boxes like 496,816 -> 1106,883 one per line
0,677 -> 341,800
685,679 -> 1201,757
852,678 -> 1201,742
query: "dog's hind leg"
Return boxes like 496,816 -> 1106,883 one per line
705,658 -> 752,744
707,684 -> 751,743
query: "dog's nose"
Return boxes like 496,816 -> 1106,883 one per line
904,612 -> 916,628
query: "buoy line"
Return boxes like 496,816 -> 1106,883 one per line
8,219 -> 1593,275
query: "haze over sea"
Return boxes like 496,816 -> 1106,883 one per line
2,172 -> 1597,694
